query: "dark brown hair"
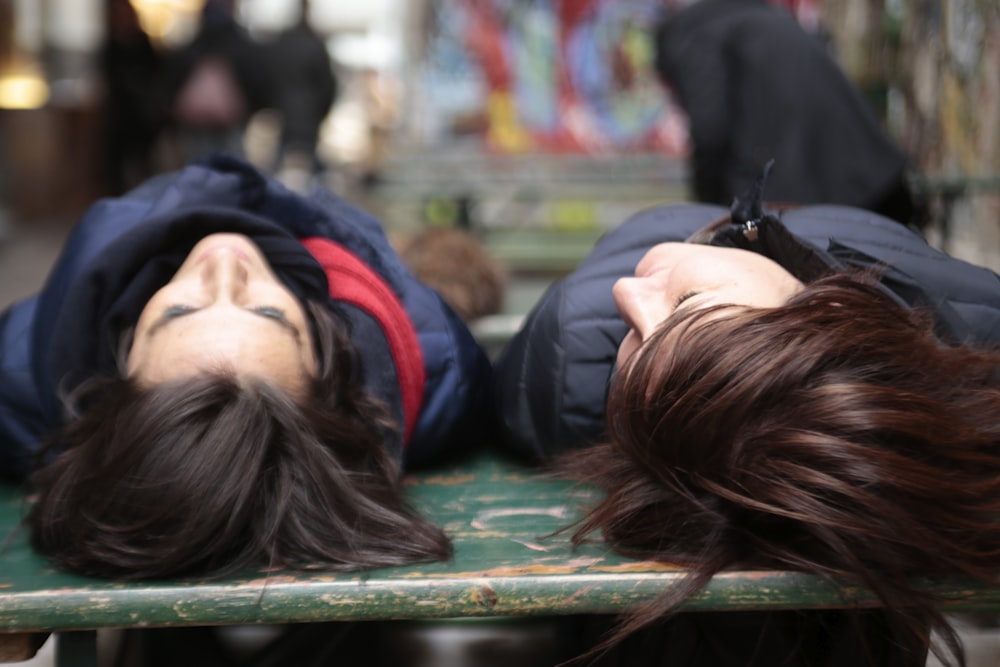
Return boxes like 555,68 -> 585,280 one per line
565,272 -> 1000,667
28,301 -> 451,579
398,227 -> 507,322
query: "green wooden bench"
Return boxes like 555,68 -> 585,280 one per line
2,452 -> 999,666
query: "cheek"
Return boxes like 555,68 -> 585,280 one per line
131,301 -> 158,337
617,329 -> 640,368
125,305 -> 162,374
124,342 -> 142,376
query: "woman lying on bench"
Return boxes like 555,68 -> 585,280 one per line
0,155 -> 492,579
494,173 -> 1000,667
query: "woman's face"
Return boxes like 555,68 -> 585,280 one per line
127,234 -> 317,393
613,243 -> 804,366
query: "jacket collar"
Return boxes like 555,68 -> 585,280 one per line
710,211 -> 843,284
709,210 -> 975,344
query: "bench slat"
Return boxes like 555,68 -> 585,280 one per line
1,453 -> 997,636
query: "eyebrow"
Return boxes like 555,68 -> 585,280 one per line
145,308 -> 303,345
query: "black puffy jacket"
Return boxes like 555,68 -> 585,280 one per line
495,204 -> 1000,459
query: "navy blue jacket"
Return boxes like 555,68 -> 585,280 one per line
495,204 -> 1000,459
0,156 -> 492,480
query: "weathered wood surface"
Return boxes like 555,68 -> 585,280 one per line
0,453 -> 998,636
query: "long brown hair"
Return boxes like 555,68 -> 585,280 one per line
565,272 -> 1000,667
28,300 -> 452,579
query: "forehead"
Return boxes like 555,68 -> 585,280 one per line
129,308 -> 313,391
637,243 -> 761,274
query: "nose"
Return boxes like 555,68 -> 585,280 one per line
613,276 -> 671,340
200,248 -> 249,303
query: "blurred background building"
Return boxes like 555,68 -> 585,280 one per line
0,0 -> 995,257
1,0 -> 999,390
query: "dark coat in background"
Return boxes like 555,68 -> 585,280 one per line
100,0 -> 168,195
164,1 -> 274,161
269,19 -> 338,169
654,0 -> 915,221
166,2 -> 274,118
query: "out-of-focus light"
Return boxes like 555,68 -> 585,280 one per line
130,0 -> 205,45
0,62 -> 49,109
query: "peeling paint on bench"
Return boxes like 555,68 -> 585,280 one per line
1,454 -> 998,641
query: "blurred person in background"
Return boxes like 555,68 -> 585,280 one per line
165,0 -> 274,163
99,0 -> 168,195
653,0 -> 926,229
268,0 -> 338,192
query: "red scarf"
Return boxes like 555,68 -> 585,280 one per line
300,237 -> 425,444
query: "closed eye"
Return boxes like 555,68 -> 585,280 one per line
163,304 -> 287,320
149,304 -> 293,339
676,291 -> 699,307
163,304 -> 195,318
251,306 -> 287,321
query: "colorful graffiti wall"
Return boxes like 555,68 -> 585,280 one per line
417,0 -> 688,155
415,0 -> 821,156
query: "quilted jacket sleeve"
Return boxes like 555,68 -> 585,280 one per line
0,297 -> 49,481
494,204 -> 727,459
781,205 -> 1000,346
